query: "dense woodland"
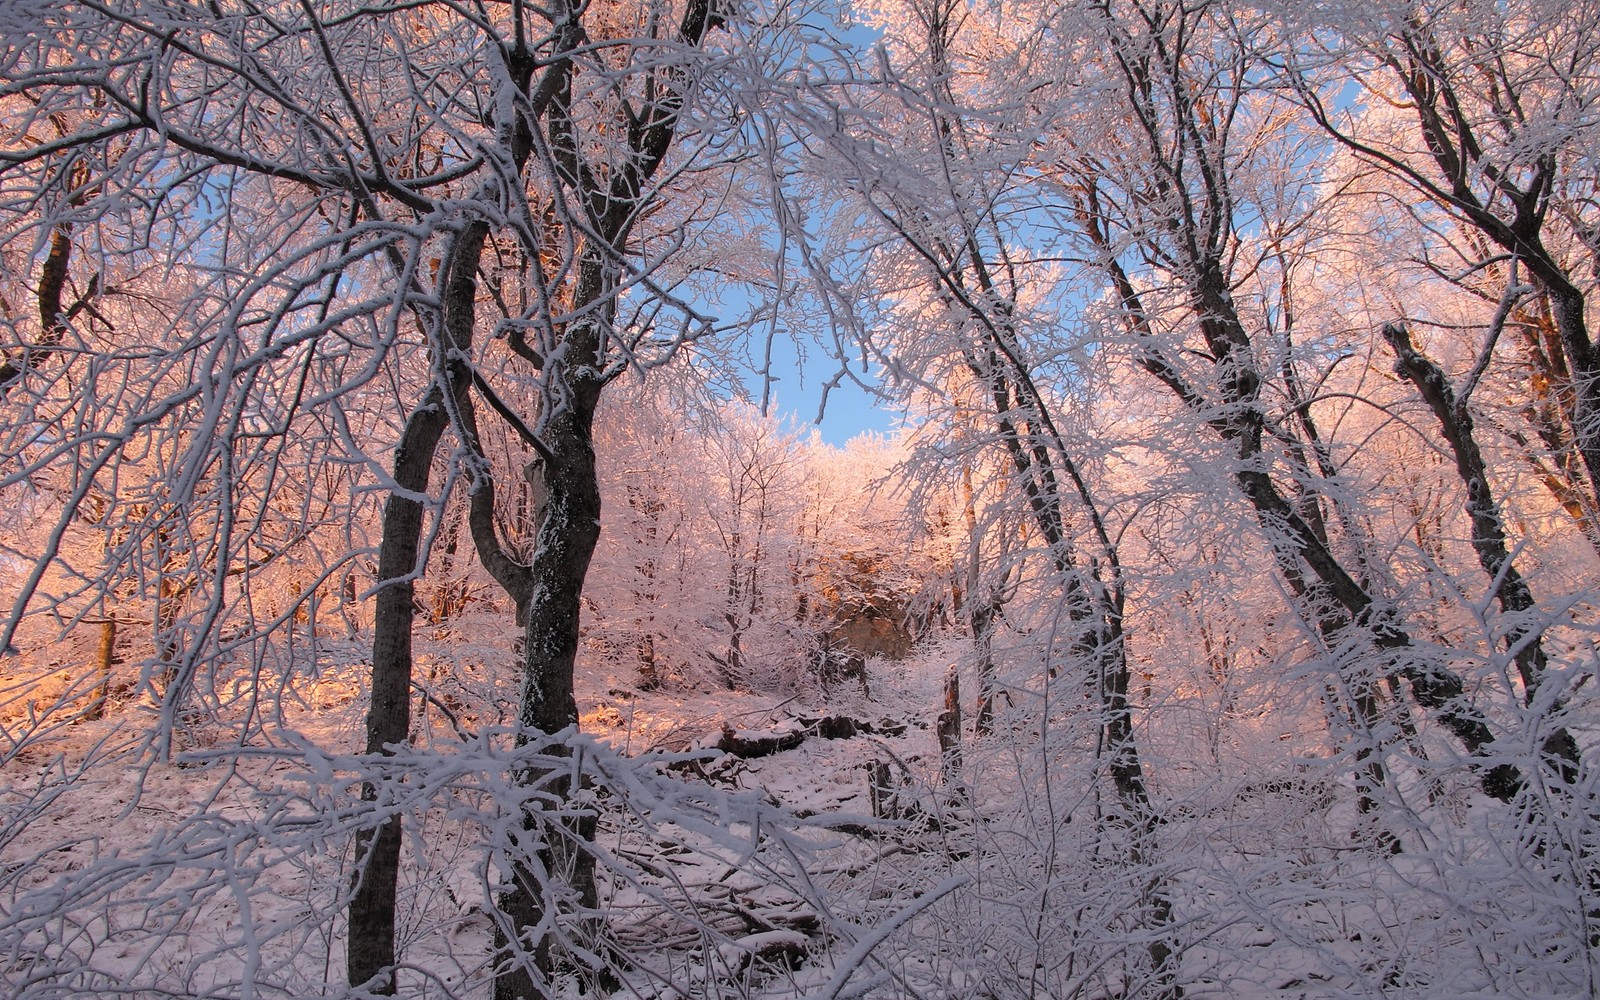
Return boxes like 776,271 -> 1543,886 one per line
2,0 -> 1600,997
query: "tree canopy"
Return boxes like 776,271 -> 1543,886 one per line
3,1 -> 1600,997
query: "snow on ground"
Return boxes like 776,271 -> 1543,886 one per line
0,624 -> 956,999
4,627 -> 1598,999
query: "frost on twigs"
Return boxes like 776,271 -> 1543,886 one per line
0,715 -> 850,999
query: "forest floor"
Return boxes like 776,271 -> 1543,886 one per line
0,629 -> 965,999
3,628 -> 1597,999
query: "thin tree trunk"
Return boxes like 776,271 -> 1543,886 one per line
1,169 -> 81,394
1384,323 -> 1581,781
960,315 -> 1179,993
963,466 -> 1006,736
969,595 -> 1001,736
348,220 -> 489,995
83,618 -> 116,722
937,665 -> 962,788
631,490 -> 663,690
346,392 -> 443,995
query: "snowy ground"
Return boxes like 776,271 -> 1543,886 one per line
0,627 -> 953,999
3,627 -> 1598,999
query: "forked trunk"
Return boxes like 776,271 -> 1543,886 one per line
493,303 -> 608,1000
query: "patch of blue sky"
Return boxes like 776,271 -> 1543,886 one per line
751,322 -> 899,446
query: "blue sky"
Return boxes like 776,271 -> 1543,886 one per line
778,371 -> 899,446
745,327 -> 902,447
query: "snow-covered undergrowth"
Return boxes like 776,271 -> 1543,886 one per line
2,625 -> 1598,999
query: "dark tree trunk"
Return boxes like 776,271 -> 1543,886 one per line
1,210 -> 75,394
348,222 -> 488,995
493,268 -> 606,1000
1385,324 -> 1582,782
1510,301 -> 1600,554
346,392 -> 442,996
956,297 -> 1178,992
1087,215 -> 1523,802
1370,27 -> 1600,516
937,666 -> 961,787
488,3 -> 727,993
1232,456 -> 1519,800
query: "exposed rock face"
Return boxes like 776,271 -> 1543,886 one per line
817,550 -> 915,661
830,613 -> 912,660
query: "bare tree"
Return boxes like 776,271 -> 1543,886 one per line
1292,0 -> 1600,546
794,0 -> 1181,987
1383,320 -> 1581,779
0,1 -> 762,994
1049,0 -> 1524,802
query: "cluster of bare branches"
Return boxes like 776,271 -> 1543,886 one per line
2,0 -> 1600,997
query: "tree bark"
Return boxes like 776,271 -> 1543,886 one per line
1328,24 -> 1600,516
347,392 -> 442,995
1,173 -> 79,394
1384,323 -> 1581,782
348,221 -> 488,995
84,618 -> 116,722
949,263 -> 1179,995
963,466 -> 1006,736
937,665 -> 961,787
492,4 -> 727,993
1509,302 -> 1600,553
1084,198 -> 1522,802
492,268 -> 608,1000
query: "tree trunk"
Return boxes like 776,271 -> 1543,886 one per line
83,617 -> 116,722
937,665 -> 962,787
1088,217 -> 1523,802
1,192 -> 77,394
1374,28 -> 1600,517
489,4 -> 726,992
494,289 -> 606,1000
346,391 -> 443,996
485,249 -> 604,1000
960,316 -> 1179,993
963,465 -> 1005,736
348,221 -> 488,995
1511,301 -> 1600,554
1384,323 -> 1581,781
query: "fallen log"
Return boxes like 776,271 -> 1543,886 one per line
717,723 -> 805,758
796,715 -> 908,739
713,715 -> 913,758
717,929 -> 809,972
